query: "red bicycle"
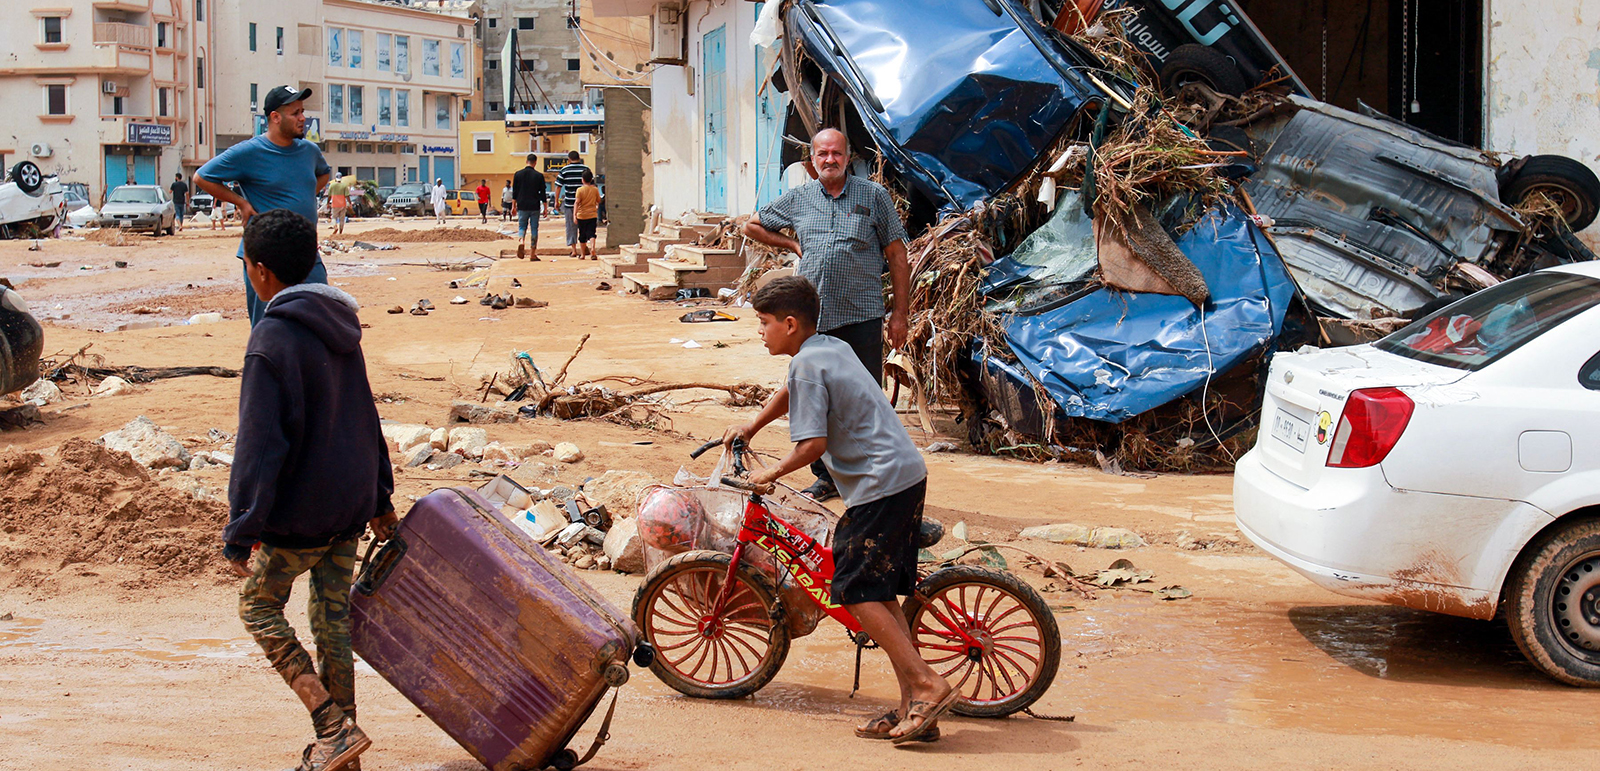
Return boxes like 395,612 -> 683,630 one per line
630,440 -> 1062,717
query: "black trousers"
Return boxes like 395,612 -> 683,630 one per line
810,318 -> 884,486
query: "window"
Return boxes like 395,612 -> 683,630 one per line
157,23 -> 168,48
348,85 -> 363,124
377,88 -> 391,126
348,30 -> 362,68
463,99 -> 472,115
112,96 -> 124,115
487,101 -> 501,113
356,143 -> 373,154
276,26 -> 284,55
42,16 -> 62,44
338,142 -> 351,153
395,35 -> 409,73
249,22 -> 257,52
1377,272 -> 1600,372
158,88 -> 169,116
519,59 -> 535,72
328,28 -> 342,66
377,33 -> 391,71
487,59 -> 498,70
329,84 -> 344,123
396,89 -> 409,127
45,85 -> 67,115
450,43 -> 466,79
423,39 -> 440,76
250,83 -> 258,111
473,133 -> 493,154
488,17 -> 497,27
435,94 -> 450,129
197,56 -> 205,88
196,0 -> 204,22
518,17 -> 534,30
1581,351 -> 1600,392
567,58 -> 580,71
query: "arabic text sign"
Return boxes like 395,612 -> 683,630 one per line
127,123 -> 173,145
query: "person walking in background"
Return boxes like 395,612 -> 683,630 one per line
326,175 -> 350,236
475,179 -> 491,224
500,180 -> 514,223
194,84 -> 332,326
556,151 -> 590,259
511,153 -> 548,261
430,178 -> 447,225
170,172 -> 189,233
574,170 -> 601,260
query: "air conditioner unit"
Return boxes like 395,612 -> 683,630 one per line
30,143 -> 53,158
650,5 -> 685,65
103,81 -> 119,94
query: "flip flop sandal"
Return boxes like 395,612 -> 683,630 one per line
891,689 -> 960,745
854,711 -> 899,740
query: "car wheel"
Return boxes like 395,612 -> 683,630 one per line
1159,44 -> 1248,97
10,161 -> 44,196
1505,518 -> 1600,686
1500,155 -> 1600,231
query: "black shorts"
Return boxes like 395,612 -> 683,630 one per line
577,217 -> 598,242
478,202 -> 488,213
830,479 -> 927,605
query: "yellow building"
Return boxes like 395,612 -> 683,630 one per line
459,119 -> 596,201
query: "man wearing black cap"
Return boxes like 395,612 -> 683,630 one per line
195,84 -> 332,326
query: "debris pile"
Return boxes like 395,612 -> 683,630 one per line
339,227 -> 504,243
476,472 -> 660,574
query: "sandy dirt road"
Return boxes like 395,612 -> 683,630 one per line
1,217 -> 1595,770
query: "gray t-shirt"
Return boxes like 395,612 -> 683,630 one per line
787,334 -> 926,508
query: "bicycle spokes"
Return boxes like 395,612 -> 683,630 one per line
913,583 -> 1047,706
647,565 -> 776,687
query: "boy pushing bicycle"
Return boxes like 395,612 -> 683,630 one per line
724,276 -> 956,744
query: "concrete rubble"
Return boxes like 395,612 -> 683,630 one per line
98,416 -> 191,470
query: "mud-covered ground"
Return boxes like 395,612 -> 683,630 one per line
1,216 -> 1595,770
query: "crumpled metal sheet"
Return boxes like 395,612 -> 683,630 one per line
786,0 -> 1094,211
986,204 -> 1297,423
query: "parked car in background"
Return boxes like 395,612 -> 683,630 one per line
444,189 -> 480,216
1234,262 -> 1600,686
94,185 -> 175,235
0,283 -> 44,396
62,186 -> 96,228
190,191 -> 215,216
384,183 -> 428,216
375,186 -> 396,207
0,161 -> 66,239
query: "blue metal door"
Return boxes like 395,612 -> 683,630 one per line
104,152 -> 132,194
419,156 -> 431,185
702,25 -> 727,213
754,6 -> 789,208
434,157 -> 456,189
133,155 -> 157,185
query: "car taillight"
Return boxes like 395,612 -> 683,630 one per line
1326,387 -> 1414,468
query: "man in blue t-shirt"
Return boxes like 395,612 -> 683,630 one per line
196,85 -> 332,326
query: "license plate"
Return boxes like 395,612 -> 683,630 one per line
1271,409 -> 1310,452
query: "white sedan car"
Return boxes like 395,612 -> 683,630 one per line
1235,262 -> 1600,686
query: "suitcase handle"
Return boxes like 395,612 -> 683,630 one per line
354,536 -> 408,596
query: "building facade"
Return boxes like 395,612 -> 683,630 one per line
478,0 -> 585,119
458,118 -> 594,198
0,0 -> 215,205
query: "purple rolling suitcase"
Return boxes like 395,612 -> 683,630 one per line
350,487 -> 644,771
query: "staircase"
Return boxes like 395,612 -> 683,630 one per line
603,213 -> 748,299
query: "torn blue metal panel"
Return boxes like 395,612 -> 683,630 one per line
990,205 -> 1296,423
786,0 -> 1097,211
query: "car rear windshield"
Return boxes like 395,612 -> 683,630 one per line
106,188 -> 159,204
1376,271 -> 1600,371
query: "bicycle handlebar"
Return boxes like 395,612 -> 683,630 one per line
719,476 -> 771,495
689,439 -> 722,459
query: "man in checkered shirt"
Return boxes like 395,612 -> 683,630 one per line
742,128 -> 911,502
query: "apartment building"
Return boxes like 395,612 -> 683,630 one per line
478,0 -> 584,119
0,0 -> 215,204
208,0 -> 475,188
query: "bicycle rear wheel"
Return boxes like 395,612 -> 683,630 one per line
631,550 -> 790,699
903,565 -> 1061,717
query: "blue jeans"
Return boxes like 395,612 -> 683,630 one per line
517,209 -> 539,244
245,260 -> 328,327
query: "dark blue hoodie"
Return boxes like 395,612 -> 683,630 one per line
223,284 -> 393,560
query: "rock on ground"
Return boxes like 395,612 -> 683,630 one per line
98,416 -> 191,470
1088,527 -> 1146,549
602,518 -> 645,574
448,400 -> 518,424
93,376 -> 136,397
429,427 -> 448,450
581,470 -> 659,519
20,379 -> 61,406
447,427 -> 489,457
380,423 -> 432,452
1018,523 -> 1093,544
404,445 -> 435,468
553,442 -> 584,463
480,443 -> 521,464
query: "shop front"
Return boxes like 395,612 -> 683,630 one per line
103,122 -> 175,199
324,129 -> 412,187
419,143 -> 458,189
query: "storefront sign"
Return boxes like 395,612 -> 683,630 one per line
127,123 -> 173,145
337,130 -> 373,140
377,133 -> 409,142
422,144 -> 455,154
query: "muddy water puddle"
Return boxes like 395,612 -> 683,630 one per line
0,617 -> 257,664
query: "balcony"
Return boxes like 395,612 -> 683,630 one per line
94,22 -> 152,49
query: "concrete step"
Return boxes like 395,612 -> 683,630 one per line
662,245 -> 739,269
621,272 -> 681,300
639,233 -> 693,252
645,258 -> 746,286
599,245 -> 657,276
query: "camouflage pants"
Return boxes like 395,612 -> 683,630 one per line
239,540 -> 360,711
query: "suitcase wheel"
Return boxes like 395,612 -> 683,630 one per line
603,662 -> 630,687
546,748 -> 580,770
631,642 -> 655,668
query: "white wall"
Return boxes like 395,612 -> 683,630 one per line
1485,0 -> 1600,245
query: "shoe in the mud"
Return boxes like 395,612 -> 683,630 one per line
478,294 -> 495,306
801,479 -> 839,503
417,299 -> 435,310
449,296 -> 469,305
511,278 -> 522,288
289,717 -> 371,771
409,305 -> 429,316
490,295 -> 509,310
516,243 -> 526,260
514,297 -> 547,309
385,305 -> 404,314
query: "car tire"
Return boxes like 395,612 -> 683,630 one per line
11,161 -> 44,196
1159,44 -> 1248,97
1505,517 -> 1600,687
1500,155 -> 1600,231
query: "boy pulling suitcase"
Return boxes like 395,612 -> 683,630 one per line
221,208 -> 398,771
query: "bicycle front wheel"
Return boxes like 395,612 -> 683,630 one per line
631,550 -> 791,699
903,565 -> 1062,717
